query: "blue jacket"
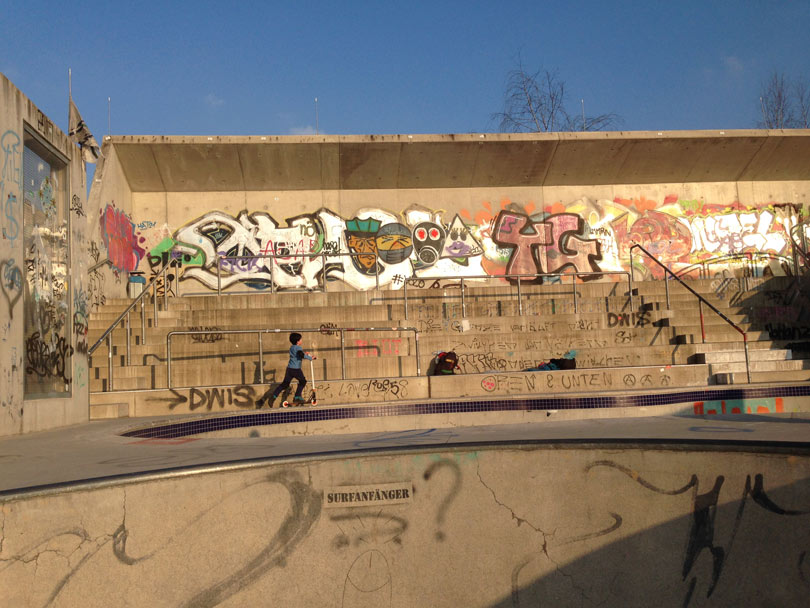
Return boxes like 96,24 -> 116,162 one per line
287,344 -> 313,369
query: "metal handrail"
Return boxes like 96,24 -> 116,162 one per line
215,251 -> 381,295
88,263 -> 174,391
630,243 -> 751,383
88,258 -> 114,273
209,252 -> 633,316
401,271 -> 633,319
789,220 -> 810,272
166,326 -> 420,389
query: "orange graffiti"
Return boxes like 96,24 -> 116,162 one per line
614,196 -> 659,213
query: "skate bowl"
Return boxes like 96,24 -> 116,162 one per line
2,414 -> 809,607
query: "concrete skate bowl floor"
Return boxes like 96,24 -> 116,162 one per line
120,383 -> 810,440
4,429 -> 810,606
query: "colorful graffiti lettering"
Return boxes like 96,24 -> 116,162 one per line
129,194 -> 801,293
492,212 -> 601,280
100,203 -> 146,272
693,397 -> 784,415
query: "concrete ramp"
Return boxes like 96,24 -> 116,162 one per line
2,429 -> 809,607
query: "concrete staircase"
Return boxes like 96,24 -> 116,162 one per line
87,276 -> 810,419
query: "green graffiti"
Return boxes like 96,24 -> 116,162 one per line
150,237 -> 205,265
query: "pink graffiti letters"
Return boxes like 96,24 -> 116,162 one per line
492,212 -> 553,276
100,203 -> 146,272
493,211 -> 601,278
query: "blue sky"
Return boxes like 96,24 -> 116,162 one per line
2,1 -> 809,138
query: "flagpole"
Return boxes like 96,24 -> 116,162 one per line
69,68 -> 72,100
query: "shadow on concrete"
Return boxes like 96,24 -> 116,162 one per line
488,470 -> 810,607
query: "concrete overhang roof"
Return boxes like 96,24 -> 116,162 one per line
106,130 -> 810,192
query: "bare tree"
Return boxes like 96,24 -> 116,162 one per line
758,71 -> 809,129
794,77 -> 810,129
493,58 -> 621,132
759,72 -> 795,128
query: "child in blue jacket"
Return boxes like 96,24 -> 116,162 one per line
271,332 -> 316,406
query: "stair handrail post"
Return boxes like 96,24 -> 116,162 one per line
322,249 -> 327,293
163,262 -> 168,311
140,298 -> 146,346
153,273 -> 158,327
270,252 -> 275,295
744,334 -> 751,384
258,331 -> 264,384
107,334 -> 113,391
572,274 -> 578,313
340,329 -> 346,380
167,331 -> 173,389
461,277 -> 466,317
413,327 -> 421,376
626,271 -> 633,312
403,279 -> 409,320
125,311 -> 131,366
217,255 -> 222,296
629,246 -> 637,309
517,276 -> 523,316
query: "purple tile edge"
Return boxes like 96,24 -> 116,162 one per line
121,384 -> 810,440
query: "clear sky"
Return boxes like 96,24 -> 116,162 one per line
2,1 -> 809,139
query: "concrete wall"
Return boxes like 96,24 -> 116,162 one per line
95,134 -> 810,295
86,140 -> 135,303
0,73 -> 90,436
2,445 -> 809,606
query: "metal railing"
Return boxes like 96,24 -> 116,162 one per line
790,220 -> 810,273
88,263 -> 174,391
88,258 -> 114,273
209,252 -> 633,317
166,326 -> 420,389
630,243 -> 750,383
216,251 -> 381,295
400,271 -> 633,319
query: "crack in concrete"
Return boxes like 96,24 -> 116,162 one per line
475,461 -> 595,605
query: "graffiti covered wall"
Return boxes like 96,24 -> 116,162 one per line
127,191 -> 803,293
0,72 -> 89,436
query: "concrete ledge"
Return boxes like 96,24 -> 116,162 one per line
89,403 -> 129,420
128,378 -> 431,417
429,364 -> 710,399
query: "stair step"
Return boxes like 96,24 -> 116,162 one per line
709,359 -> 810,374
715,369 -> 810,384
692,349 -> 793,364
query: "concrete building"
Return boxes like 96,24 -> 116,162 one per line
0,73 -> 89,435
